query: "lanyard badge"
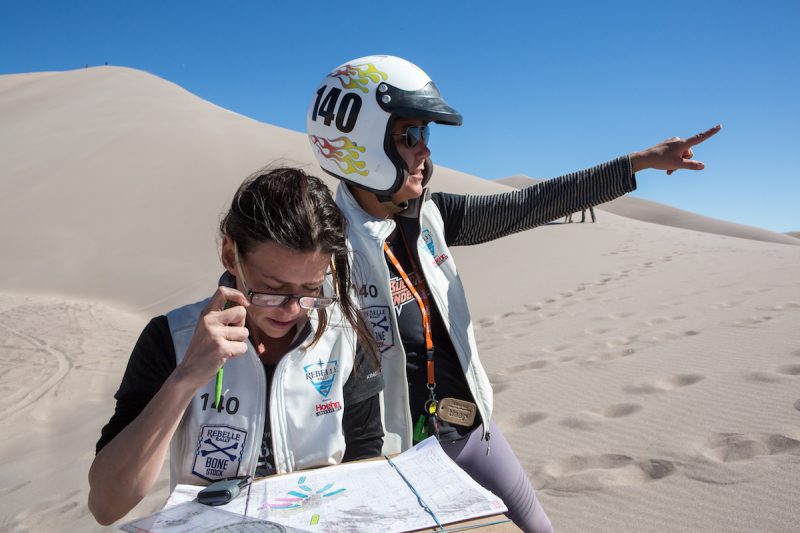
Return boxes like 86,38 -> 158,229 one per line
384,234 -> 478,443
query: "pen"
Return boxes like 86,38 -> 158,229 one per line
215,367 -> 224,409
216,301 -> 232,408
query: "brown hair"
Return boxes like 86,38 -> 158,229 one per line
220,167 -> 378,368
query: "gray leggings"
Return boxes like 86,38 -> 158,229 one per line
439,420 -> 553,533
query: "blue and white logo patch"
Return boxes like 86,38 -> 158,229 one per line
192,424 -> 247,482
362,305 -> 394,353
421,227 -> 449,267
304,360 -> 338,397
422,228 -> 435,256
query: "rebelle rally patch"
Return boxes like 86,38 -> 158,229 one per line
362,305 -> 394,353
304,360 -> 338,397
192,424 -> 247,482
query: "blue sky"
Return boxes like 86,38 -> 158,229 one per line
2,1 -> 798,232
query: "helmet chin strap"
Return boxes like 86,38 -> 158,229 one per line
375,158 -> 434,214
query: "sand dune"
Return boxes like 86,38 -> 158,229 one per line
1,67 -> 799,532
498,175 -> 800,246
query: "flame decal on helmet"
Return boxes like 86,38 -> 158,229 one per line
329,63 -> 387,93
310,135 -> 369,176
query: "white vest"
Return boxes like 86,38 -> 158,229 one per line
336,184 -> 493,454
166,298 -> 355,490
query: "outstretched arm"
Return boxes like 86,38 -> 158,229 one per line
433,125 -> 721,246
88,287 -> 249,525
435,156 -> 635,246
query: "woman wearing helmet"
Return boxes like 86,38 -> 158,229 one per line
307,55 -> 719,532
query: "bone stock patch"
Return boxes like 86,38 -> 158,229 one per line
362,306 -> 394,353
192,424 -> 248,482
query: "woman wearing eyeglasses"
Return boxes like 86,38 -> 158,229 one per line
88,167 -> 382,526
307,55 -> 720,533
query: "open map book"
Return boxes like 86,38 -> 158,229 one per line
119,437 -> 507,533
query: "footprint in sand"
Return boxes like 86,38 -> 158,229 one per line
776,364 -> 800,376
700,433 -> 800,463
475,320 -> 492,329
536,454 -> 676,492
491,360 -> 550,382
586,348 -> 636,363
608,311 -> 636,320
744,365 -> 800,383
604,335 -> 638,348
624,374 -> 705,394
648,331 -> 680,342
638,315 -> 687,327
594,403 -> 643,418
560,415 -> 600,430
712,300 -> 742,310
794,400 -> 800,412
491,382 -> 512,395
755,302 -> 800,311
501,411 -> 549,428
744,372 -> 784,383
541,343 -> 572,354
727,315 -> 774,328
584,327 -> 613,335
561,403 -> 643,430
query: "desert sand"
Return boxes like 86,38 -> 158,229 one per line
1,67 -> 798,532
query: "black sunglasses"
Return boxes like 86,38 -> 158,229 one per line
393,125 -> 430,148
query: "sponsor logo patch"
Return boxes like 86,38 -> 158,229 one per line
192,424 -> 247,482
421,228 -> 449,266
304,360 -> 338,398
362,305 -> 394,352
315,399 -> 343,416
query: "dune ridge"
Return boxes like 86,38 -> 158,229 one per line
498,175 -> 800,246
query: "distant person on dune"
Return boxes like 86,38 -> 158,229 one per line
306,55 -> 720,532
88,168 -> 382,525
565,206 -> 596,223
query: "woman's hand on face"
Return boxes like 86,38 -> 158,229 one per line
630,124 -> 721,175
175,286 -> 250,390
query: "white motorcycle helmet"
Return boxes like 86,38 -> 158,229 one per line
307,55 -> 462,197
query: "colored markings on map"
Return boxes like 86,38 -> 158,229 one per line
269,476 -> 348,510
271,497 -> 304,510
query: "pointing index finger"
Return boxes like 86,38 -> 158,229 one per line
685,124 -> 722,147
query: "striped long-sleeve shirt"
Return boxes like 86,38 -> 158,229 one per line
430,156 -> 636,246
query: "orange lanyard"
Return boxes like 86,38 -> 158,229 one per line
383,238 -> 436,389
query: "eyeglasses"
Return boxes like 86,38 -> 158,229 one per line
233,243 -> 338,310
245,290 -> 337,309
392,125 -> 430,148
